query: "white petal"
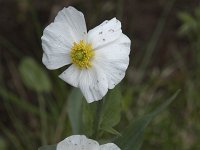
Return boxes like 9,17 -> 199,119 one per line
87,18 -> 122,49
100,143 -> 121,150
54,6 -> 87,42
59,65 -> 81,87
57,135 -> 100,150
41,22 -> 75,69
78,66 -> 108,103
42,53 -> 71,70
94,33 -> 131,89
42,22 -> 75,54
42,6 -> 88,70
95,33 -> 131,59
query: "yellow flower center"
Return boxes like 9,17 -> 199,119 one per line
70,40 -> 94,69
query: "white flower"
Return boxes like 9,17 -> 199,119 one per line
42,6 -> 131,103
57,135 -> 120,150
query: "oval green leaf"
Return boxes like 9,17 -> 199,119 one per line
19,57 -> 52,92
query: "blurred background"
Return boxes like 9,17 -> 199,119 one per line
1,0 -> 200,149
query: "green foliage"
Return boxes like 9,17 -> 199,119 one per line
19,57 -> 52,92
81,87 -> 122,137
178,12 -> 197,35
178,6 -> 200,67
99,87 -> 122,135
37,90 -> 180,150
82,100 -> 97,136
115,90 -> 180,150
0,137 -> 7,150
38,145 -> 56,150
67,89 -> 83,134
178,6 -> 200,36
67,87 -> 122,137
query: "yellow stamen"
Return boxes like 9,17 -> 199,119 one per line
70,40 -> 94,69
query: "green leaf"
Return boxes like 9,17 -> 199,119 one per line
67,88 -> 83,134
129,133 -> 144,150
38,145 -> 56,150
178,12 -> 197,34
122,88 -> 134,111
19,57 -> 52,92
82,100 -> 97,136
115,90 -> 181,150
99,87 -> 122,134
178,12 -> 195,23
0,137 -> 6,150
101,126 -> 121,136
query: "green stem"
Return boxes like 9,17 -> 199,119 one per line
92,100 -> 103,139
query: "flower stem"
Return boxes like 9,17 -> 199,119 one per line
92,100 -> 103,139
